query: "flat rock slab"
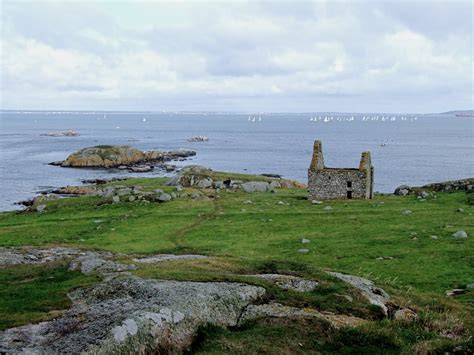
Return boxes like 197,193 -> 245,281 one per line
0,247 -> 83,267
0,248 -> 135,275
133,254 -> 208,263
239,303 -> 366,329
249,274 -> 318,292
327,271 -> 390,315
0,275 -> 265,354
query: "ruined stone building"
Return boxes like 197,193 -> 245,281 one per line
308,140 -> 373,200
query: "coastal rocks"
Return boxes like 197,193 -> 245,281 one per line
61,145 -> 146,167
157,193 -> 172,202
167,148 -> 196,158
187,136 -> 209,142
42,130 -> 79,137
55,145 -> 196,169
52,185 -> 98,195
418,179 -> 473,193
196,178 -> 213,188
395,179 -> 474,195
0,276 -> 265,354
164,165 -> 306,193
452,230 -> 468,238
35,204 -> 46,212
327,272 -> 390,316
94,185 -> 176,205
19,194 -> 60,210
417,190 -> 430,199
241,181 -> 270,193
238,303 -> 366,329
168,166 -> 305,193
394,185 -> 411,196
82,177 -> 128,185
249,274 -> 319,292
128,165 -> 153,173
133,254 -> 208,264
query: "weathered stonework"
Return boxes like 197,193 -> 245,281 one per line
308,140 -> 373,200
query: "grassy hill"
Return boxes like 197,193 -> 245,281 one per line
0,171 -> 472,353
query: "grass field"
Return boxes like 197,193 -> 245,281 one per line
0,172 -> 472,353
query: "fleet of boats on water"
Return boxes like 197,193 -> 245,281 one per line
98,112 -> 419,124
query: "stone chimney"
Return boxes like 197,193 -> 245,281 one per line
309,140 -> 324,171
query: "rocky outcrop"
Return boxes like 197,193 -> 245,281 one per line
55,145 -> 196,169
248,274 -> 319,292
394,185 -> 411,196
238,303 -> 366,329
327,272 -> 390,316
0,248 -> 396,353
61,145 -> 146,167
18,194 -> 60,209
241,181 -> 270,193
0,247 -> 134,275
0,276 -> 265,353
166,165 -> 306,192
395,179 -> 474,195
52,185 -> 98,195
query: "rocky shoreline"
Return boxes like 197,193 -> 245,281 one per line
394,178 -> 473,196
17,165 -> 305,212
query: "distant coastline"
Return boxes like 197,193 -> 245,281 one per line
441,110 -> 474,117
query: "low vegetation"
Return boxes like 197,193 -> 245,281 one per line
0,171 -> 472,353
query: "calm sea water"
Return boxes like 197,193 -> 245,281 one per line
0,111 -> 473,211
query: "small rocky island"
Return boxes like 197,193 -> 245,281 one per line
50,145 -> 196,172
42,130 -> 80,137
188,136 -> 209,142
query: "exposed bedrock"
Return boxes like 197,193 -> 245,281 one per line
0,276 -> 265,354
53,145 -> 196,168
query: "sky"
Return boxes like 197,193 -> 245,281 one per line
1,0 -> 473,113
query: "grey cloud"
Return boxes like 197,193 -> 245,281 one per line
1,0 -> 472,112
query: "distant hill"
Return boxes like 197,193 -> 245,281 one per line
441,110 -> 474,117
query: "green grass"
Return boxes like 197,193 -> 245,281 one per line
0,263 -> 99,330
0,172 -> 472,353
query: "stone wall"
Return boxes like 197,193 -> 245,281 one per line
308,168 -> 369,200
307,140 -> 373,200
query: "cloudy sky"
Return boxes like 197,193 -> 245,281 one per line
1,0 -> 472,112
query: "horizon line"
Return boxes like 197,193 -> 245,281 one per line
1,109 -> 470,115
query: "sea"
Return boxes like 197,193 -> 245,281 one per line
0,111 -> 473,211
